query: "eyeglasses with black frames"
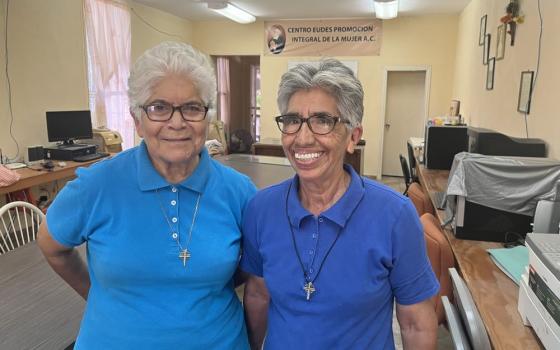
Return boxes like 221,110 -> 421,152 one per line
142,101 -> 209,122
275,114 -> 350,135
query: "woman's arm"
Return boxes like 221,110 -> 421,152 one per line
396,299 -> 438,350
243,272 -> 270,350
37,219 -> 90,300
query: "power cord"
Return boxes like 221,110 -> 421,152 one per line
130,7 -> 184,40
523,0 -> 543,139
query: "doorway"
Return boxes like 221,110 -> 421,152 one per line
214,55 -> 260,153
379,67 -> 430,177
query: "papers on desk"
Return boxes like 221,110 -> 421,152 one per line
487,246 -> 529,285
5,162 -> 27,170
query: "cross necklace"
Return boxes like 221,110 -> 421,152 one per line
156,188 -> 201,267
285,182 -> 342,301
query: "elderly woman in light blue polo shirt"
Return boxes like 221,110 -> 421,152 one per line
241,59 -> 439,349
37,41 -> 256,349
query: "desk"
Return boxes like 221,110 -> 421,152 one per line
0,242 -> 85,349
416,164 -> 542,349
253,138 -> 365,175
1,157 -> 110,196
215,154 -> 295,189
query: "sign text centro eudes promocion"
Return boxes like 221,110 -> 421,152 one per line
264,19 -> 382,57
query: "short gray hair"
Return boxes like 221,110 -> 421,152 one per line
128,41 -> 216,120
277,58 -> 364,128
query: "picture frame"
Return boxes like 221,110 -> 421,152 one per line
517,71 -> 534,114
483,34 -> 491,65
479,15 -> 487,46
496,24 -> 506,60
486,57 -> 495,90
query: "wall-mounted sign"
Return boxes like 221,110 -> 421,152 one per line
264,19 -> 382,57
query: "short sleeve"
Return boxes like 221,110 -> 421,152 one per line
46,168 -> 93,247
390,200 -> 439,305
240,197 -> 263,277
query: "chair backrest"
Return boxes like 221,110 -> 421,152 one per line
399,154 -> 412,194
0,201 -> 45,255
407,141 -> 417,180
420,212 -> 456,325
407,182 -> 435,216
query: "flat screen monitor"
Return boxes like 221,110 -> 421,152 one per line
46,110 -> 93,144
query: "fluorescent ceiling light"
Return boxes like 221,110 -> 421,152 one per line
374,0 -> 399,20
207,1 -> 256,24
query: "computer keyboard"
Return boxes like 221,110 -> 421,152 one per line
73,152 -> 110,162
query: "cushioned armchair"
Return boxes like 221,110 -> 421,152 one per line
420,212 -> 456,325
407,182 -> 435,217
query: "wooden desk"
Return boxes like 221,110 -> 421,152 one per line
1,157 -> 109,196
416,164 -> 542,349
253,139 -> 365,175
0,242 -> 85,349
215,154 -> 295,189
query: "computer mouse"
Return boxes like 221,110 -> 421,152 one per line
58,161 -> 67,167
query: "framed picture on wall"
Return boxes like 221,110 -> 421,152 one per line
517,71 -> 534,114
486,58 -> 495,90
496,24 -> 506,60
479,15 -> 487,46
483,34 -> 491,65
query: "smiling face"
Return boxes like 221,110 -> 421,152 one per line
134,74 -> 208,175
281,88 -> 362,185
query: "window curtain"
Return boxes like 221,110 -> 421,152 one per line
84,0 -> 133,149
216,57 -> 231,135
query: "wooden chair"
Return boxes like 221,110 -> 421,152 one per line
407,182 -> 435,216
420,212 -> 456,325
0,201 -> 45,255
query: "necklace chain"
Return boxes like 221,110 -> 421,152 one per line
286,182 -> 342,301
156,187 -> 201,267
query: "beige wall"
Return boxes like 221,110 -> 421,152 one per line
453,0 -> 560,158
0,1 -> 193,159
194,16 -> 458,176
0,0 -> 88,161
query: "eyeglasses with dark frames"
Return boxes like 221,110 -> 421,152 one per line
142,101 -> 209,122
275,114 -> 350,135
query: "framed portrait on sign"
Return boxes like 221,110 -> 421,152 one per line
479,15 -> 487,46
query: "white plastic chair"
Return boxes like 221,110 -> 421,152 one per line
0,201 -> 45,255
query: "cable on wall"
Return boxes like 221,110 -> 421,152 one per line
130,7 -> 184,40
4,0 -> 19,161
523,0 -> 543,138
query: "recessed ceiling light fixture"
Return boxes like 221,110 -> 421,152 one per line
373,0 -> 399,20
207,1 -> 256,24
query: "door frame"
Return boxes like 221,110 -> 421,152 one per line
377,65 -> 431,178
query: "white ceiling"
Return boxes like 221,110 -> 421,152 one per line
133,0 -> 471,21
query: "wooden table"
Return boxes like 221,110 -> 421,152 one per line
1,157 -> 110,196
0,242 -> 85,349
252,138 -> 365,175
215,154 -> 295,189
416,164 -> 542,349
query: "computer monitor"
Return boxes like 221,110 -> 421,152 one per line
46,110 -> 93,145
423,125 -> 468,170
467,127 -> 546,157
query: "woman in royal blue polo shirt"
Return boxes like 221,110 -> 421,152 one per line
37,42 -> 256,349
241,59 -> 439,349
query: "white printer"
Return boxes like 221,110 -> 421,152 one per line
518,233 -> 560,349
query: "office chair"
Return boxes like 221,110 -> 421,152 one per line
229,128 -> 254,154
0,201 -> 45,255
407,182 -> 435,217
420,213 -> 456,325
406,141 -> 419,182
399,154 -> 412,195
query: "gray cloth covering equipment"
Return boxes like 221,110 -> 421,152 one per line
446,152 -> 560,216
